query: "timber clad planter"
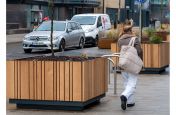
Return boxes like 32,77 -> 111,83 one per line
98,38 -> 116,49
111,42 -> 169,73
155,31 -> 169,41
141,42 -> 170,68
7,56 -> 108,110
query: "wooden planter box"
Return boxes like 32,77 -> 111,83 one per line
155,31 -> 169,41
111,42 -> 170,73
141,42 -> 170,68
98,38 -> 116,49
7,57 -> 108,110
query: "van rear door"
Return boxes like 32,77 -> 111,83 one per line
102,15 -> 111,30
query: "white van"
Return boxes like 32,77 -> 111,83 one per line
71,14 -> 111,46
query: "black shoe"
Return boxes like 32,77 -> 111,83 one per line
120,95 -> 127,110
127,103 -> 135,107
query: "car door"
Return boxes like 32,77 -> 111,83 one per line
65,22 -> 75,47
73,22 -> 82,45
70,22 -> 78,46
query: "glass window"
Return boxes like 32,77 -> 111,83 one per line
35,21 -> 66,31
67,22 -> 72,29
76,23 -> 82,29
71,22 -> 77,30
71,16 -> 96,25
97,16 -> 102,27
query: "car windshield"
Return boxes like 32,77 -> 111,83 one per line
35,21 -> 66,31
71,16 -> 96,25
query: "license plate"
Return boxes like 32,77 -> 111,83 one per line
33,42 -> 43,45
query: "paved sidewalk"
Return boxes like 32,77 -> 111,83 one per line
6,34 -> 26,43
7,72 -> 169,115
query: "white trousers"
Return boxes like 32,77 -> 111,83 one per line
121,72 -> 138,104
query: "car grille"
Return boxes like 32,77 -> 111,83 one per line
30,45 -> 48,47
29,36 -> 48,41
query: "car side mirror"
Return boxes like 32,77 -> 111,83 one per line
67,28 -> 72,33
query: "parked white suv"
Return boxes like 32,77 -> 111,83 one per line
71,14 -> 111,46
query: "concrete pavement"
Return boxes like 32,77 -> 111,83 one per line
6,34 -> 25,43
7,71 -> 169,115
6,34 -> 170,115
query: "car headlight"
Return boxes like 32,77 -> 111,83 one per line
54,36 -> 60,40
85,28 -> 94,33
48,37 -> 60,41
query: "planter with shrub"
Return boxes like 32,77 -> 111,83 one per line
111,33 -> 169,73
98,29 -> 120,49
7,56 -> 108,110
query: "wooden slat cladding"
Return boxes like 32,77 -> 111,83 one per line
44,61 -> 54,100
20,61 -> 30,99
6,61 -> 15,98
141,43 -> 170,68
111,43 -> 120,65
7,58 -> 108,102
72,62 -> 82,101
111,42 -> 170,68
59,61 -> 65,101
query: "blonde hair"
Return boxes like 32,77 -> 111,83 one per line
119,19 -> 133,37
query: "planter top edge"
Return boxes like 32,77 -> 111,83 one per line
6,56 -> 104,61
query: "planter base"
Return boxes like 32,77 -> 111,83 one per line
112,65 -> 169,74
140,65 -> 169,74
9,94 -> 105,111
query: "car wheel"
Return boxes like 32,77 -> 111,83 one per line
78,38 -> 84,49
59,39 -> 65,52
24,49 -> 32,53
92,35 -> 98,47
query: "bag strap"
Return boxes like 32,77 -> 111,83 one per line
128,37 -> 136,46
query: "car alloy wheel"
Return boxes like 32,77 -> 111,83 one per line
59,40 -> 65,52
78,38 -> 84,49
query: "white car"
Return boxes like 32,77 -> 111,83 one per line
71,14 -> 111,46
23,20 -> 85,53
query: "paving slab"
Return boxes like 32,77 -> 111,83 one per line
7,72 -> 169,115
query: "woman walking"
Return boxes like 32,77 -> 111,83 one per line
118,19 -> 143,110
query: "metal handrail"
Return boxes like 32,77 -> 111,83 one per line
101,53 -> 120,95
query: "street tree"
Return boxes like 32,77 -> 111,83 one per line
160,0 -> 163,29
49,0 -> 55,56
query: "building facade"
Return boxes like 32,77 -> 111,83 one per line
7,0 -> 164,32
95,0 -> 150,27
150,0 -> 170,23
7,0 -> 100,31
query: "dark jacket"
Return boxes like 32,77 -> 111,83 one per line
118,34 -> 143,60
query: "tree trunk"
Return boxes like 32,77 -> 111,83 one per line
160,0 -> 163,29
49,0 -> 55,56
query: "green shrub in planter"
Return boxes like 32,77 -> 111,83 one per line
106,29 -> 120,41
144,28 -> 156,38
149,35 -> 162,44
